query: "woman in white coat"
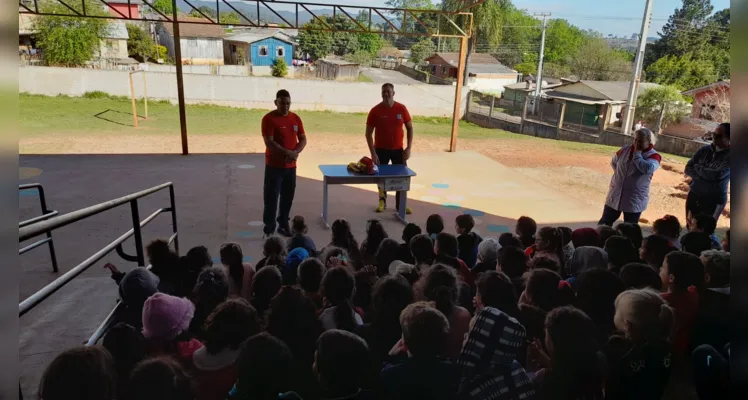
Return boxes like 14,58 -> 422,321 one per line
598,128 -> 661,226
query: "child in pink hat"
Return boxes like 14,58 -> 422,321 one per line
142,293 -> 203,364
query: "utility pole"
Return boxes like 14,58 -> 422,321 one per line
622,0 -> 654,136
532,13 -> 550,114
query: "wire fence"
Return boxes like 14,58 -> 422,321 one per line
466,91 -> 522,124
525,96 -> 563,127
560,101 -> 603,134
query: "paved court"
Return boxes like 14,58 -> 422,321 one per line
18,150 -> 601,397
360,67 -> 423,85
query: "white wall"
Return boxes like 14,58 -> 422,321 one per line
19,66 -> 466,117
468,77 -> 518,95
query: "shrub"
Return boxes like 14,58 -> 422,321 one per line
271,58 -> 288,77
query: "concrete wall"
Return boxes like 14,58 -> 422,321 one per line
465,111 -> 521,133
19,66 -> 465,117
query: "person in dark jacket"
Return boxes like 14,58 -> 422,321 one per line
380,302 -> 460,400
399,223 -> 421,264
455,214 -> 483,268
685,122 -> 730,224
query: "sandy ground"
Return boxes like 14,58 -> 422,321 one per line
20,132 -> 730,230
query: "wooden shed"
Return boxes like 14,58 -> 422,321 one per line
316,58 -> 360,81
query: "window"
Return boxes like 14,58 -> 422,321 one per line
441,66 -> 447,75
431,65 -> 436,74
276,46 -> 285,57
258,45 -> 268,56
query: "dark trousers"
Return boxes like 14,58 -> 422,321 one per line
598,205 -> 641,226
686,191 -> 726,224
263,166 -> 296,234
376,148 -> 405,210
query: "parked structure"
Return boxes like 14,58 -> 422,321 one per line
544,80 -> 660,132
502,77 -> 563,111
157,17 -> 226,65
424,52 -> 519,93
106,0 -> 142,18
223,28 -> 294,75
662,79 -> 730,140
316,58 -> 360,81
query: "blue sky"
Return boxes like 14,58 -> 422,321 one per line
291,0 -> 730,37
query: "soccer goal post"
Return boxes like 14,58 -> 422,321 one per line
128,70 -> 148,127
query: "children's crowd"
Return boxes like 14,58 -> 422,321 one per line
39,212 -> 730,400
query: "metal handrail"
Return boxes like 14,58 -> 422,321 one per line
19,183 -> 59,272
18,182 -> 179,317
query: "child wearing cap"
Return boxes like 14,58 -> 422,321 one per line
141,292 -> 203,365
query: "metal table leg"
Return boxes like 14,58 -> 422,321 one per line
395,189 -> 408,224
321,177 -> 329,229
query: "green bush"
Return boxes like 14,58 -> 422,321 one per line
271,58 -> 288,77
83,91 -> 109,99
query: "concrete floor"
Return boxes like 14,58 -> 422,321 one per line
18,150 -> 601,397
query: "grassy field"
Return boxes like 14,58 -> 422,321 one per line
19,93 -> 689,163
19,93 -> 530,140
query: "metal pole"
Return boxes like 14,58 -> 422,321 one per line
130,199 -> 145,266
533,13 -> 550,114
622,0 -> 654,136
169,184 -> 179,255
449,35 -> 468,152
171,0 -> 189,154
36,185 -> 59,272
129,72 -> 138,127
143,71 -> 148,119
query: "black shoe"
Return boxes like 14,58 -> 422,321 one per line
276,226 -> 292,237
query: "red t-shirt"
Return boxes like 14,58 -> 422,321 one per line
662,287 -> 699,356
262,111 -> 305,168
366,101 -> 411,150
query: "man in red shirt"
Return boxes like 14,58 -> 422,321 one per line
365,83 -> 414,214
262,89 -> 307,237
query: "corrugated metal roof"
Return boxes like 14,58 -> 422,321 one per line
682,80 -> 730,96
160,17 -> 226,38
468,63 -> 517,75
578,80 -> 660,101
225,29 -> 294,45
504,81 -> 564,91
319,58 -> 359,66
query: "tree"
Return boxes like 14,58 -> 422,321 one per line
34,2 -> 109,66
567,38 -> 632,80
219,12 -> 241,25
409,38 -> 436,65
344,50 -> 375,66
649,0 -> 714,62
126,23 -> 158,61
151,0 -> 173,15
543,19 -> 587,64
329,16 -> 360,56
442,0 -> 509,84
645,53 -> 717,90
356,32 -> 383,57
271,58 -> 288,77
495,7 -> 540,68
635,85 -> 690,130
297,19 -> 333,60
189,6 -> 216,19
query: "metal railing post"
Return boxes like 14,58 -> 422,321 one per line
130,199 -> 145,266
169,185 -> 179,256
36,186 -> 59,272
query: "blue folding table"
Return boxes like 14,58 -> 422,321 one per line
318,164 -> 417,228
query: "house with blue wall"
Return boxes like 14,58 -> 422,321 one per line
224,29 -> 295,76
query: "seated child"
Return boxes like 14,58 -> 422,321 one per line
605,289 -> 674,400
219,242 -> 254,300
38,346 -> 116,400
314,329 -> 373,400
455,214 -> 483,268
653,215 -> 683,250
687,213 -> 720,250
380,302 -> 459,400
458,307 -> 535,400
659,251 -> 703,356
472,237 -> 500,274
426,214 -> 444,240
191,298 -> 262,400
399,223 -> 422,264
255,236 -> 287,272
298,258 -> 326,310
516,216 -> 537,249
127,356 -> 194,400
287,215 -> 318,256
142,293 -> 203,364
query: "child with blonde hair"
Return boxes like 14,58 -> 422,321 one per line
605,289 -> 674,400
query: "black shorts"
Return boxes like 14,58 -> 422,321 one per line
375,148 -> 405,165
